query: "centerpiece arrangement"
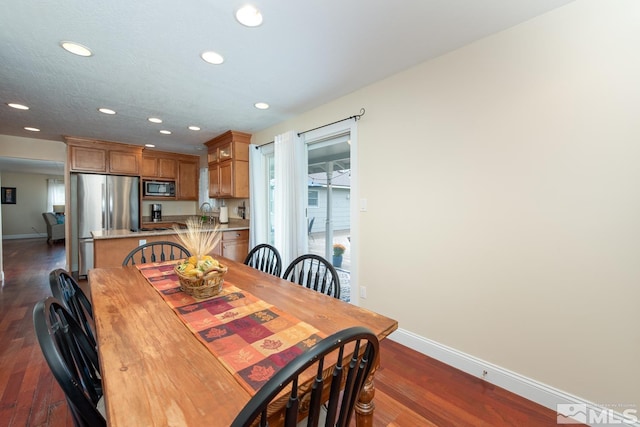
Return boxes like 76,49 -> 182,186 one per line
173,217 -> 228,299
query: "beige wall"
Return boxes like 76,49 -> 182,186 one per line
0,135 -> 66,162
0,171 -> 64,237
253,0 -> 639,412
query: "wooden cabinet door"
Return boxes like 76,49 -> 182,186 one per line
158,158 -> 177,179
208,164 -> 220,197
177,160 -> 198,200
70,145 -> 107,172
218,142 -> 233,162
221,230 -> 249,262
109,150 -> 139,175
141,156 -> 158,177
219,161 -> 233,197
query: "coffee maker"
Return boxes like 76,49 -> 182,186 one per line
151,204 -> 162,222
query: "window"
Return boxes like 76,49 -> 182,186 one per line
47,179 -> 65,212
308,190 -> 319,207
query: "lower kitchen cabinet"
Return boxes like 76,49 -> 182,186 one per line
93,228 -> 249,268
220,230 -> 249,262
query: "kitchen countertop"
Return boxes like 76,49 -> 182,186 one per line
91,218 -> 249,240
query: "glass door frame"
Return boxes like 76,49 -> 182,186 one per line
301,119 -> 359,305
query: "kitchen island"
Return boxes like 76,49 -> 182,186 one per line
92,218 -> 249,268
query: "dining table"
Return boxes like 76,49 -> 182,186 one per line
89,256 -> 398,426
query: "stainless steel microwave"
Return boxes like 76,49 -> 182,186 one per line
143,180 -> 175,197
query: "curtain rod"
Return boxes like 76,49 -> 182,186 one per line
256,108 -> 365,148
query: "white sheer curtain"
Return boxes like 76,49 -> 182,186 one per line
249,144 -> 268,247
274,130 -> 307,266
46,179 -> 65,212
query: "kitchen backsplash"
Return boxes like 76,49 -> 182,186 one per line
141,199 -> 249,220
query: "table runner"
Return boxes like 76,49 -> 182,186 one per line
136,261 -> 325,395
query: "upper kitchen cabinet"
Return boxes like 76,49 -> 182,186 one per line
177,157 -> 199,200
66,137 -> 142,176
205,130 -> 251,198
141,152 -> 177,179
142,149 -> 199,201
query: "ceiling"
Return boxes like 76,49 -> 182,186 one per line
0,0 -> 574,162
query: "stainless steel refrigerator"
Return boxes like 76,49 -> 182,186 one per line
72,173 -> 139,277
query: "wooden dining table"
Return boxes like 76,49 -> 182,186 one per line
89,257 -> 398,426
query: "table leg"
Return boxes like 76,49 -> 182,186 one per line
354,370 -> 376,427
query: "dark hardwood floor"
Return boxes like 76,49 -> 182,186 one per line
0,238 -> 565,426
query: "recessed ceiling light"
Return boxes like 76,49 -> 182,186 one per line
148,117 -> 162,124
236,5 -> 263,27
8,103 -> 29,110
188,126 -> 201,131
60,41 -> 93,57
201,51 -> 224,65
160,130 -> 172,135
254,102 -> 269,110
145,144 -> 155,148
195,147 -> 204,151
98,108 -> 116,115
24,127 -> 40,132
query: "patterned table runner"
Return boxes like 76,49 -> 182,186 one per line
136,261 -> 325,395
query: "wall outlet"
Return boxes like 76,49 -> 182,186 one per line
139,239 -> 146,245
360,286 -> 367,299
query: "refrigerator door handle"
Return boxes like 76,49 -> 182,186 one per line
102,183 -> 107,230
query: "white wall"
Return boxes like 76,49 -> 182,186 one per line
253,0 -> 640,414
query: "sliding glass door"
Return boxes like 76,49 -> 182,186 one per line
257,118 -> 358,304
306,134 -> 351,272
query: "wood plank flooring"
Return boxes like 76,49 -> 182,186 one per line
0,238 -> 568,426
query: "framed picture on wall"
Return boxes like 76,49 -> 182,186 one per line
1,187 -> 16,204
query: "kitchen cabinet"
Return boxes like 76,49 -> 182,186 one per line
141,153 -> 177,179
66,137 -> 142,175
93,226 -> 249,267
205,130 -> 251,198
220,229 -> 249,261
142,149 -> 200,201
177,158 -> 198,200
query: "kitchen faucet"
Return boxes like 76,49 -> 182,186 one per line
199,202 -> 214,224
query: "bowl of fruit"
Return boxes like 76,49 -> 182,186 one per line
174,255 -> 228,299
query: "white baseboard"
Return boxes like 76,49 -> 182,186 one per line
388,328 -> 639,427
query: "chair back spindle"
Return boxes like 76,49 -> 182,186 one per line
244,243 -> 282,276
231,326 -> 379,427
283,254 -> 341,299
122,241 -> 190,266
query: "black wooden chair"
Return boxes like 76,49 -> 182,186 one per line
230,326 -> 379,427
282,254 -> 341,299
49,268 -> 96,348
122,241 -> 190,266
33,297 -> 106,427
244,243 -> 282,276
